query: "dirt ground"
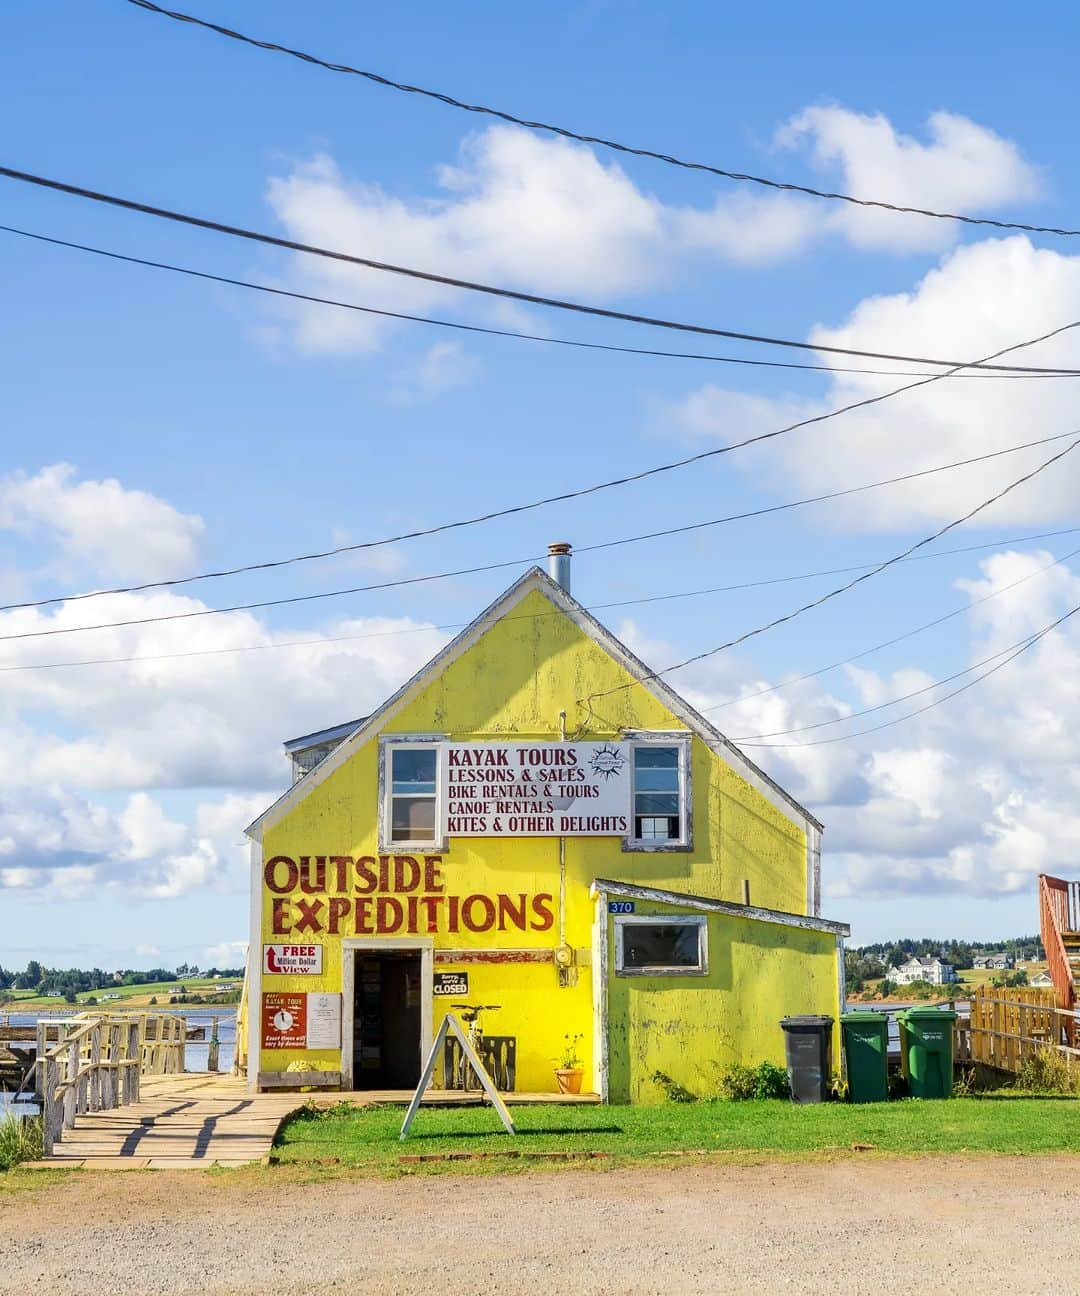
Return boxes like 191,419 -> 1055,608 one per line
1,1155 -> 1073,1295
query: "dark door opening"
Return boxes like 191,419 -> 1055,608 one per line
352,950 -> 422,1090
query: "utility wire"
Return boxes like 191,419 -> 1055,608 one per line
5,526 -> 1076,675
731,577 -> 1080,738
124,0 -> 1080,240
0,433 -> 1071,639
0,555 -> 543,645
6,221 -> 1075,382
704,543 -> 1080,713
580,435 -> 1080,703
739,602 -> 1080,749
576,431 -> 1080,555
0,231 -> 1072,625
0,165 -> 1075,374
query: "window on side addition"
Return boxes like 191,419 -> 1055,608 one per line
631,744 -> 684,845
389,746 -> 439,844
615,916 -> 708,976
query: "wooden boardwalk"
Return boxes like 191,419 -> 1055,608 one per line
28,1073 -> 299,1170
25,1072 -> 600,1170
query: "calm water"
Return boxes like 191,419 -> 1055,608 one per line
2,1008 -> 238,1114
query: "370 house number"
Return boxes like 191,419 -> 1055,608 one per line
608,901 -> 635,914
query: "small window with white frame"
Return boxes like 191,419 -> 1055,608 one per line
625,736 -> 690,849
383,742 -> 441,846
614,914 -> 708,976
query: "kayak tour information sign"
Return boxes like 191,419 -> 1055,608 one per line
442,741 -> 631,837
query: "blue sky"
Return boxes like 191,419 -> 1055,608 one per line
3,0 -> 1080,968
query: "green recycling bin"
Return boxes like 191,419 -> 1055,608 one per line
897,1006 -> 956,1098
840,1011 -> 889,1103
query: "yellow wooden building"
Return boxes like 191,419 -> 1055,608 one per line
241,545 -> 847,1102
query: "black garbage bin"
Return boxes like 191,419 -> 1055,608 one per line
780,1015 -> 834,1104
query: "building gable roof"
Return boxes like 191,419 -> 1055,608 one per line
246,565 -> 822,840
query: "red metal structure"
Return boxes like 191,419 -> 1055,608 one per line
1038,874 -> 1079,1039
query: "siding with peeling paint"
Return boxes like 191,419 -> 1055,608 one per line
605,898 -> 839,1103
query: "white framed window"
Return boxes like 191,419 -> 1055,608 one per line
614,914 -> 708,976
623,734 -> 691,851
380,738 -> 444,849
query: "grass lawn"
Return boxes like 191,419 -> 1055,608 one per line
274,1095 -> 1080,1176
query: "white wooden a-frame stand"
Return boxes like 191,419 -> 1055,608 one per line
399,1014 -> 516,1140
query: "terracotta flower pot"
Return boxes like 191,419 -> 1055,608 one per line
555,1067 -> 583,1094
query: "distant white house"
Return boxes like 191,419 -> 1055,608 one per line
888,955 -> 957,986
1029,970 -> 1053,988
101,992 -> 122,1001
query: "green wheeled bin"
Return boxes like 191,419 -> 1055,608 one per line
897,1006 -> 957,1098
840,1011 -> 889,1103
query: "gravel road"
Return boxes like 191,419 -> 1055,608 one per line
1,1155 -> 1072,1295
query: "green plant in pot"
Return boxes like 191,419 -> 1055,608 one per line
554,1033 -> 584,1094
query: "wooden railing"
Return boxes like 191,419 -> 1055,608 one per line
139,1013 -> 188,1075
37,1013 -> 186,1155
966,985 -> 1078,1073
1039,874 -> 1078,1017
233,962 -> 249,1077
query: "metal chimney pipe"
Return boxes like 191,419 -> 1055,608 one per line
547,541 -> 572,592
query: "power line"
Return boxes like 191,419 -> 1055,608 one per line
580,435 -> 1080,703
731,582 -> 1080,738
576,431 -> 1080,556
0,433 -> 1072,640
6,526 -> 1077,675
7,221 -> 1076,382
739,601 -> 1080,749
0,250 -> 1071,625
0,554 -> 544,645
703,543 -> 1080,713
124,0 -> 1080,240
0,164 -> 1076,374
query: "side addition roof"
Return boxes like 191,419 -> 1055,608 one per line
283,717 -> 368,755
246,566 -> 823,841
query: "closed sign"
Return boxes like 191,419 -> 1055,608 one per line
433,972 -> 469,997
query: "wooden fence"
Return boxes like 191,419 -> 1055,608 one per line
965,986 -> 1078,1073
37,1012 -> 186,1155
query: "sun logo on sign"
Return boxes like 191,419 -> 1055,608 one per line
589,744 -> 626,779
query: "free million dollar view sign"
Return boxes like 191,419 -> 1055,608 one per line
442,741 -> 631,837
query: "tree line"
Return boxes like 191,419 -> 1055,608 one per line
845,935 -> 1044,996
0,960 -> 243,1002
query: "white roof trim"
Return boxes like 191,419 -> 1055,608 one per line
246,566 -> 822,840
592,878 -> 849,937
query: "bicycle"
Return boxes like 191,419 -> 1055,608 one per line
450,1002 -> 501,1091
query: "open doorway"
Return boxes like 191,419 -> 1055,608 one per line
351,949 -> 423,1090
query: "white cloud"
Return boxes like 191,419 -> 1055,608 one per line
665,235 -> 1080,529
263,108 -> 1039,354
262,133 -> 818,355
616,544 -> 1080,903
390,341 -> 485,404
0,464 -> 204,582
203,939 -> 247,968
0,585 -> 448,794
778,107 -> 1041,252
0,528 -> 452,897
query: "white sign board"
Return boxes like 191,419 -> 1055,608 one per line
263,943 -> 323,976
306,992 -> 341,1050
442,741 -> 630,837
